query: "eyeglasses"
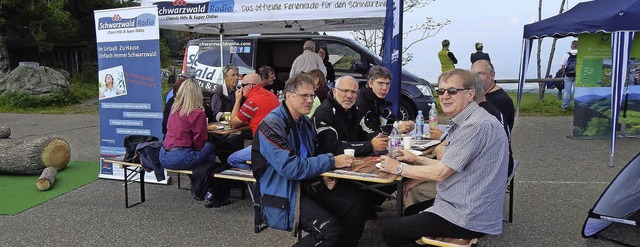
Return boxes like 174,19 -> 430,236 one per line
293,92 -> 316,100
335,88 -> 358,95
237,83 -> 255,90
436,88 -> 471,95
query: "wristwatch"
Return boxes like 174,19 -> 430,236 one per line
396,163 -> 404,175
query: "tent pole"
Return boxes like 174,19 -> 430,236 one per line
220,24 -> 224,68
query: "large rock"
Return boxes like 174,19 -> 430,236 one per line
0,65 -> 70,96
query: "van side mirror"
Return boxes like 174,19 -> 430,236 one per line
353,61 -> 369,74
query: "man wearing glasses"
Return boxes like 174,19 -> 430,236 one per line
314,75 -> 389,156
471,60 -> 514,131
356,66 -> 415,137
251,73 -> 362,246
225,73 -> 279,169
380,69 -> 509,246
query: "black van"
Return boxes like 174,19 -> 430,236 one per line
182,34 -> 435,120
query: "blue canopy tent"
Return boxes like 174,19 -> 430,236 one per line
517,0 -> 638,168
517,0 -> 640,244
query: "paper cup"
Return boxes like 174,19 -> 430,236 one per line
344,149 -> 355,157
403,136 -> 413,150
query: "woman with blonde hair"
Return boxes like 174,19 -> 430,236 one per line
160,79 -> 230,208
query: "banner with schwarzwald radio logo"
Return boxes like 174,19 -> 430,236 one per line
94,6 -> 166,183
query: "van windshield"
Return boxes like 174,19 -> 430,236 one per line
185,39 -> 255,90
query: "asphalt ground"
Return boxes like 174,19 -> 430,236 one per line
1,112 -> 638,246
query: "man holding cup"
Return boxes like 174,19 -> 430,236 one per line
252,73 -> 367,246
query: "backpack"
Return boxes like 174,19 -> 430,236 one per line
565,52 -> 577,77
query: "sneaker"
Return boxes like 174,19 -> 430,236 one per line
203,192 -> 215,207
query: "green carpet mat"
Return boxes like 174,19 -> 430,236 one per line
0,161 -> 98,215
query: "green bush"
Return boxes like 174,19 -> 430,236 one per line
0,70 -> 98,112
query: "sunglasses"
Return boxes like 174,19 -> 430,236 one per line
237,83 -> 256,89
436,88 -> 471,95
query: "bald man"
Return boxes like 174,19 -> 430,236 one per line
471,60 -> 514,131
227,73 -> 280,169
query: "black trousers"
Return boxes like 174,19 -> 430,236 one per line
382,199 -> 486,247
188,145 -> 230,200
294,181 -> 369,247
209,133 -> 244,166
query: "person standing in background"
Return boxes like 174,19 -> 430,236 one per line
290,40 -> 327,78
561,40 -> 578,110
318,47 -> 336,86
554,68 -> 565,100
470,42 -> 490,64
438,39 -> 458,73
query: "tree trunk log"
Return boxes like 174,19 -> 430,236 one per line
0,136 -> 71,175
36,166 -> 58,191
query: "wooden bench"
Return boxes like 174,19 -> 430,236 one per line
104,159 -> 255,204
418,237 -> 478,247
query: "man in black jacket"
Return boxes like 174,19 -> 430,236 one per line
356,66 -> 414,137
313,76 -> 389,156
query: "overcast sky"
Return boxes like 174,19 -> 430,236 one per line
335,0 -> 590,83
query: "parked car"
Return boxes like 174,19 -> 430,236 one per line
181,34 -> 435,120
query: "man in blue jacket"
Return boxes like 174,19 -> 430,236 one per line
251,73 -> 363,246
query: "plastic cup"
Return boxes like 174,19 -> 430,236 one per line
223,112 -> 231,121
403,136 -> 413,150
344,149 -> 355,157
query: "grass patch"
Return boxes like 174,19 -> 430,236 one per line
509,93 -> 572,116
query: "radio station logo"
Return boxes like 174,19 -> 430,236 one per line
155,0 -> 234,15
98,13 -> 156,30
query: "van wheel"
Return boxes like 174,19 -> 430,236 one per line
399,98 -> 416,121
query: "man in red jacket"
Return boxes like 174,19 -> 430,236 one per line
227,73 -> 280,169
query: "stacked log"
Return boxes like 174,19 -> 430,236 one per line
0,136 -> 71,175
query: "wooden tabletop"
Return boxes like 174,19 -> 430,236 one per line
207,121 -> 250,135
321,156 -> 400,183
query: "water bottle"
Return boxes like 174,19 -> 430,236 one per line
428,103 -> 439,138
388,122 -> 402,159
415,110 -> 424,140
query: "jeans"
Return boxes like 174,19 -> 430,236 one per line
562,76 -> 575,109
227,145 -> 251,170
159,143 -> 229,200
557,89 -> 563,100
